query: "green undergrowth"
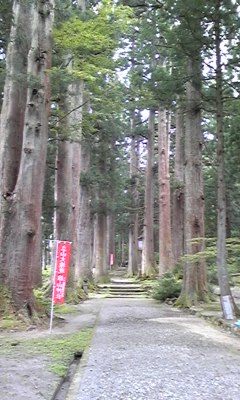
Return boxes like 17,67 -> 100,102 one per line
66,287 -> 88,304
152,273 -> 182,302
0,286 -> 26,331
1,328 -> 93,377
0,286 -> 14,316
201,302 -> 221,312
29,328 -> 93,376
95,275 -> 111,284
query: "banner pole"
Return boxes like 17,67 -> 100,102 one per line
49,240 -> 58,334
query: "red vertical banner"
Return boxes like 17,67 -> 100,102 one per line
53,241 -> 71,304
110,253 -> 114,267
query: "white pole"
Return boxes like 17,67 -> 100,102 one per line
49,240 -> 58,333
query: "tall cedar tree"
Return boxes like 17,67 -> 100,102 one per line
0,0 -> 54,311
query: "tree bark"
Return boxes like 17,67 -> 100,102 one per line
141,110 -> 155,276
158,107 -> 173,275
94,156 -> 108,281
0,0 -> 54,311
94,211 -> 107,281
0,1 -> 32,285
128,120 -> 139,276
172,103 -> 185,265
107,211 -> 116,269
215,0 -> 238,319
55,104 -> 73,243
0,0 -> 32,196
76,137 -> 92,283
176,57 -> 208,307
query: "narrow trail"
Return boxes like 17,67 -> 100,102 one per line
67,297 -> 240,400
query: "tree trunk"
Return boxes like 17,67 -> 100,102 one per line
121,237 -> 127,267
0,1 -> 32,284
215,1 -> 237,319
107,212 -> 116,269
176,57 -> 208,307
141,110 -> 155,276
68,0 -> 92,287
55,138 -> 73,242
54,73 -> 76,289
76,138 -> 92,283
158,107 -> 173,275
128,122 -> 139,276
0,0 -> 54,311
94,211 -> 107,281
172,103 -> 185,265
94,156 -> 108,281
0,0 -> 32,195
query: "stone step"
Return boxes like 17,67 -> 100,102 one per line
98,284 -> 143,290
102,292 -> 146,299
92,274 -> 148,297
97,277 -> 147,298
98,290 -> 145,296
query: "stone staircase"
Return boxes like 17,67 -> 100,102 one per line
97,275 -> 147,298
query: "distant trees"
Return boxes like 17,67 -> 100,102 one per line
0,0 -> 240,317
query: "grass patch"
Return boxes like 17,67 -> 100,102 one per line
201,302 -> 221,312
0,316 -> 20,330
54,303 -> 78,316
0,287 -> 27,331
26,329 -> 93,376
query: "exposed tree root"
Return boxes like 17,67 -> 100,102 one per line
176,288 -> 211,309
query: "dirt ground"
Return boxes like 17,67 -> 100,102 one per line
0,298 -> 102,400
1,296 -> 240,400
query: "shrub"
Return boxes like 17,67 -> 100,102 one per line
152,273 -> 181,302
207,264 -> 218,285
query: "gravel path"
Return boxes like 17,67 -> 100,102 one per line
69,298 -> 240,400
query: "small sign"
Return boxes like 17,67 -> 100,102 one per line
222,295 -> 234,320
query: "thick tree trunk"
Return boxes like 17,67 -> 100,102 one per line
141,110 -> 155,276
0,1 -> 32,284
215,2 -> 237,319
68,0 -> 92,287
128,124 -> 139,276
94,156 -> 108,281
158,108 -> 173,275
94,211 -> 107,281
54,74 -> 75,288
172,103 -> 185,265
55,138 -> 73,242
71,139 -> 81,283
76,138 -> 92,283
176,58 -> 208,307
0,0 -> 32,195
0,0 -> 54,311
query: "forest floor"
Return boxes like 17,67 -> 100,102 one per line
0,298 -> 103,400
1,292 -> 240,400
